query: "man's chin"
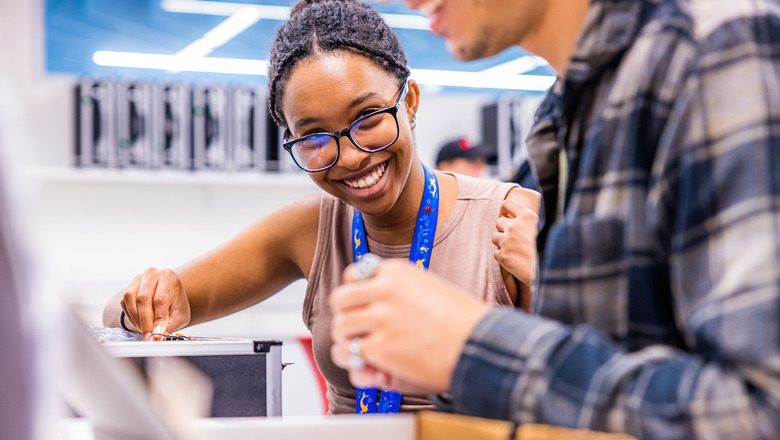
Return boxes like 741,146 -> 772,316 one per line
446,38 -> 495,62
446,41 -> 478,62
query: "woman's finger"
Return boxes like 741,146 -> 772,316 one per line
150,269 -> 181,335
119,275 -> 143,332
136,268 -> 160,339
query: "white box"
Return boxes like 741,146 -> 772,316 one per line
103,339 -> 283,417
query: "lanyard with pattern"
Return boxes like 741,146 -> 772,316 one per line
351,163 -> 439,414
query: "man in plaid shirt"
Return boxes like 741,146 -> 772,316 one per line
331,0 -> 780,438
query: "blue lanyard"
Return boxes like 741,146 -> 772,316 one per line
351,163 -> 439,414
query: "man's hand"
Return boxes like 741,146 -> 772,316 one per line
493,198 -> 538,287
330,259 -> 490,393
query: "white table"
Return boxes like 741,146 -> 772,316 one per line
62,413 -> 417,440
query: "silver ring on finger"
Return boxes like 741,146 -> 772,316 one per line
348,337 -> 366,369
354,253 -> 381,280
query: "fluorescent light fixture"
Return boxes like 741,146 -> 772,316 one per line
175,6 -> 264,58
372,13 -> 429,30
92,51 -> 268,75
160,0 -> 429,29
92,51 -> 554,91
161,0 -> 289,19
481,56 -> 549,75
411,68 -> 555,91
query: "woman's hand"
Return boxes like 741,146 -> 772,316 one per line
117,267 -> 191,341
493,197 -> 539,287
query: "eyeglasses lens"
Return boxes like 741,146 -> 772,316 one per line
291,134 -> 338,171
291,112 -> 398,171
349,112 -> 398,152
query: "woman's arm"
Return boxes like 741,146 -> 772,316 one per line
103,193 -> 321,337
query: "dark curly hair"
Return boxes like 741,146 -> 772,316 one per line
268,0 -> 410,128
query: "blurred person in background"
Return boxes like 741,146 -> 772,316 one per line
434,137 -> 489,179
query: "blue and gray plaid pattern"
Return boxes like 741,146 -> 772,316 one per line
447,0 -> 780,438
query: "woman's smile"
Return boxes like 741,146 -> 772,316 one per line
337,159 -> 391,198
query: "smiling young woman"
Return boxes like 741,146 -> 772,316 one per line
102,0 -> 539,415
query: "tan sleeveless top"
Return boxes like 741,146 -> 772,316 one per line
303,172 -> 519,414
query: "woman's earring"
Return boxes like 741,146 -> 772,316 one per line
410,115 -> 417,130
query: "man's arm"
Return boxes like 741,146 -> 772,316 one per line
333,5 -> 780,439
451,7 -> 780,438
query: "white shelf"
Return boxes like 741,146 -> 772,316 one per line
26,166 -> 317,189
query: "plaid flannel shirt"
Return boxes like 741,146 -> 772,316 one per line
447,0 -> 780,438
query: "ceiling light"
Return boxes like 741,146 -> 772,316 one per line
411,68 -> 554,91
160,0 -> 428,29
481,56 -> 549,75
175,6 -> 264,58
92,51 -> 268,75
92,51 -> 554,91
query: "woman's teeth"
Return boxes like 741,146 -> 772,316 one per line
419,0 -> 443,17
344,162 -> 386,189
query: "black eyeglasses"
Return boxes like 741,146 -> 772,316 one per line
282,79 -> 410,172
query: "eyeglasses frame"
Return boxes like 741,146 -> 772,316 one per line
282,79 -> 410,172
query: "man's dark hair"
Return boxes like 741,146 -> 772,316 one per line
268,0 -> 411,128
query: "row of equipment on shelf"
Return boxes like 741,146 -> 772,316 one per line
75,78 -> 295,172
75,77 -> 541,179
